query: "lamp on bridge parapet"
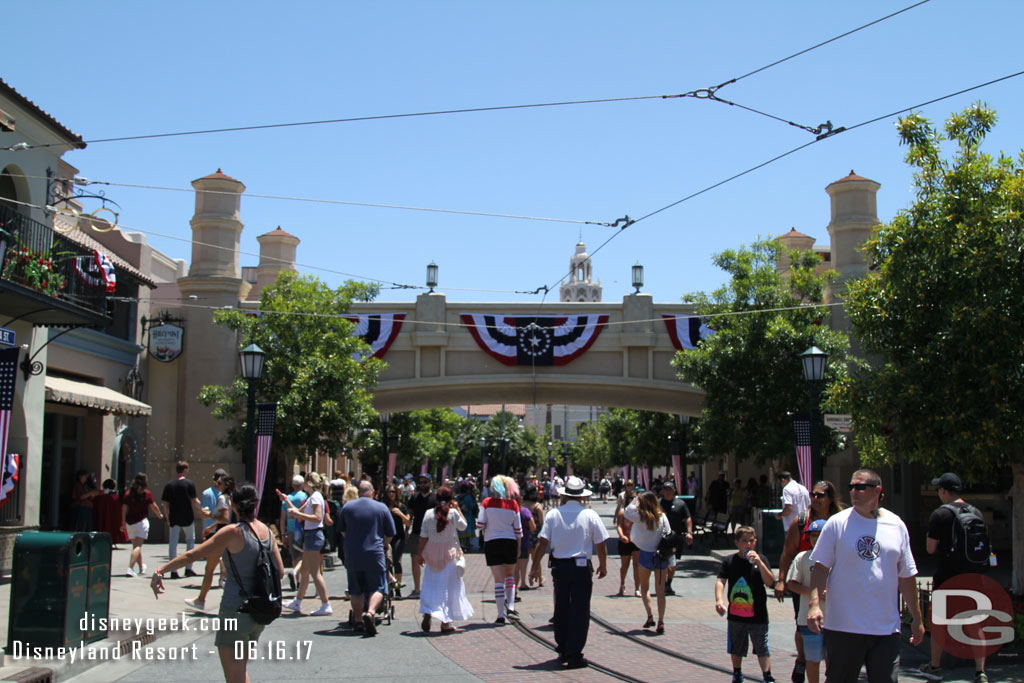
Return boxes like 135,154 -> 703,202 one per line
426,262 -> 438,293
632,262 -> 644,293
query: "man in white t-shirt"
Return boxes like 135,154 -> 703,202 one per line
775,471 -> 811,533
807,468 -> 924,683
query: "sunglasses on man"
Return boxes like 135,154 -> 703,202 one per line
848,483 -> 878,491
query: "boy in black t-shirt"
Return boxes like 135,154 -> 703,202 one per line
716,526 -> 776,683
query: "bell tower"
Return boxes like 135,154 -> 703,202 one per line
559,241 -> 602,302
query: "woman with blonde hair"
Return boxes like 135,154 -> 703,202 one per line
476,474 -> 522,624
277,472 -> 331,616
625,490 -> 671,633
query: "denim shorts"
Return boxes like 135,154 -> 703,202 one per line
797,625 -> 825,662
637,549 -> 672,571
303,528 -> 325,552
346,568 -> 388,598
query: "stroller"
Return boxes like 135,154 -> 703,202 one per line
347,544 -> 396,628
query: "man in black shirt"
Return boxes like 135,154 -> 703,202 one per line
658,480 -> 692,595
920,472 -> 989,683
405,474 -> 437,598
161,461 -> 205,579
706,470 -> 729,515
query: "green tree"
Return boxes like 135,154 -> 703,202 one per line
198,272 -> 383,465
839,104 -> 1024,591
572,420 -> 611,475
673,238 -> 858,467
600,409 -> 680,469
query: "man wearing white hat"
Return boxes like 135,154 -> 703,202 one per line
529,476 -> 609,669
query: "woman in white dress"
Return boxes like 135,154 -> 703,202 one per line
414,485 -> 473,633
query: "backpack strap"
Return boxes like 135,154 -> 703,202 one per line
225,520 -> 268,599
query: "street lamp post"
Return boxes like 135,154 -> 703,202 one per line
478,436 -> 488,488
562,443 -> 571,476
800,346 -> 828,486
239,343 -> 265,483
547,441 -> 554,478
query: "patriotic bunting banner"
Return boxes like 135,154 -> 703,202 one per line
254,402 -> 277,515
662,315 -> 715,351
482,462 -> 489,488
441,465 -> 449,484
793,413 -> 813,489
347,313 -> 406,360
460,313 -> 609,366
74,250 -> 117,293
0,348 -> 18,508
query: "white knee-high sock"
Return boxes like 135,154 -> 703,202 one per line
494,583 -> 506,618
504,576 -> 516,609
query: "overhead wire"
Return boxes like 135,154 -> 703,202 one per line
529,67 -> 1024,298
1,2 -> 933,153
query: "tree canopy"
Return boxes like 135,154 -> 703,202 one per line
673,238 -> 857,466
198,272 -> 383,462
841,103 -> 1024,478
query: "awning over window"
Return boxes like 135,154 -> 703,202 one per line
44,376 -> 152,416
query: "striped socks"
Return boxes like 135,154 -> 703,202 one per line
504,576 -> 516,610
494,583 -> 506,618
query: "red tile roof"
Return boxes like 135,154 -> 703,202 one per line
197,168 -> 241,183
0,78 -> 85,149
259,226 -> 296,239
779,227 -> 812,240
832,170 -> 872,184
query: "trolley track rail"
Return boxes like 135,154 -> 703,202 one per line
507,616 -> 648,683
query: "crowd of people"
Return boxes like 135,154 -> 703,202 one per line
123,459 -> 993,683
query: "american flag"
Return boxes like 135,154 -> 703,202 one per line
793,414 -> 813,488
254,403 -> 277,514
0,348 -> 20,507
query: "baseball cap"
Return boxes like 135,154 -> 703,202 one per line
662,480 -> 676,489
292,475 -> 305,486
808,518 -> 826,533
931,472 -> 963,491
213,468 -> 228,479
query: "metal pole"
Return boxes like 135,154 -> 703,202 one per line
245,379 -> 257,482
810,383 -> 822,485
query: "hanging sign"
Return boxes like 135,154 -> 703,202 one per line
149,323 -> 184,362
0,327 -> 15,347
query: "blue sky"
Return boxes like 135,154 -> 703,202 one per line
4,1 -> 1023,305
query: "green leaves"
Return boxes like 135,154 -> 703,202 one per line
844,104 -> 1024,480
674,237 -> 856,465
199,271 -> 382,462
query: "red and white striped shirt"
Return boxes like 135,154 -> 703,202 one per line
477,497 -> 523,542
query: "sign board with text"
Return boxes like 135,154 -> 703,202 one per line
824,414 -> 852,433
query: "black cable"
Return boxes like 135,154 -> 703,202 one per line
715,0 -> 933,89
4,3 -> 932,152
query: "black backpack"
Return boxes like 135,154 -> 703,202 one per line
226,521 -> 283,625
942,502 -> 990,568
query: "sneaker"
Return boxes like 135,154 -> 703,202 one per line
663,585 -> 675,596
791,660 -> 805,683
918,663 -> 943,681
421,613 -> 431,632
183,598 -> 206,612
409,589 -> 420,598
974,674 -> 988,683
311,603 -> 333,616
494,617 -> 506,625
565,657 -> 588,670
286,571 -> 296,591
141,564 -> 147,577
125,568 -> 136,577
285,598 -> 303,613
170,571 -> 180,580
506,609 -> 520,620
184,568 -> 198,578
732,672 -> 744,683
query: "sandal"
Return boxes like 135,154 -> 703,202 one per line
643,616 -> 655,629
656,621 -> 665,634
616,585 -> 625,596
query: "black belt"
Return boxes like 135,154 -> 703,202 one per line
551,556 -> 590,564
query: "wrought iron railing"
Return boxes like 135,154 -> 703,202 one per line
0,203 -> 110,317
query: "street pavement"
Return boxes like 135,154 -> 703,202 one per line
0,500 -> 1020,682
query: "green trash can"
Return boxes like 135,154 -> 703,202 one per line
85,532 -> 112,642
759,508 -> 785,567
6,532 -> 92,653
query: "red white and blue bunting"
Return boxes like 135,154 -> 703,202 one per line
460,313 -> 609,366
74,249 -> 117,293
662,315 -> 715,351
347,313 -> 406,360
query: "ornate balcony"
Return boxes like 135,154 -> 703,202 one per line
0,203 -> 111,327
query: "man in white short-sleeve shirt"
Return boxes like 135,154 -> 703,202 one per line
530,476 -> 608,670
776,471 -> 811,533
807,468 -> 924,683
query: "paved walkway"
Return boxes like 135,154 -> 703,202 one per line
0,502 -> 1020,682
